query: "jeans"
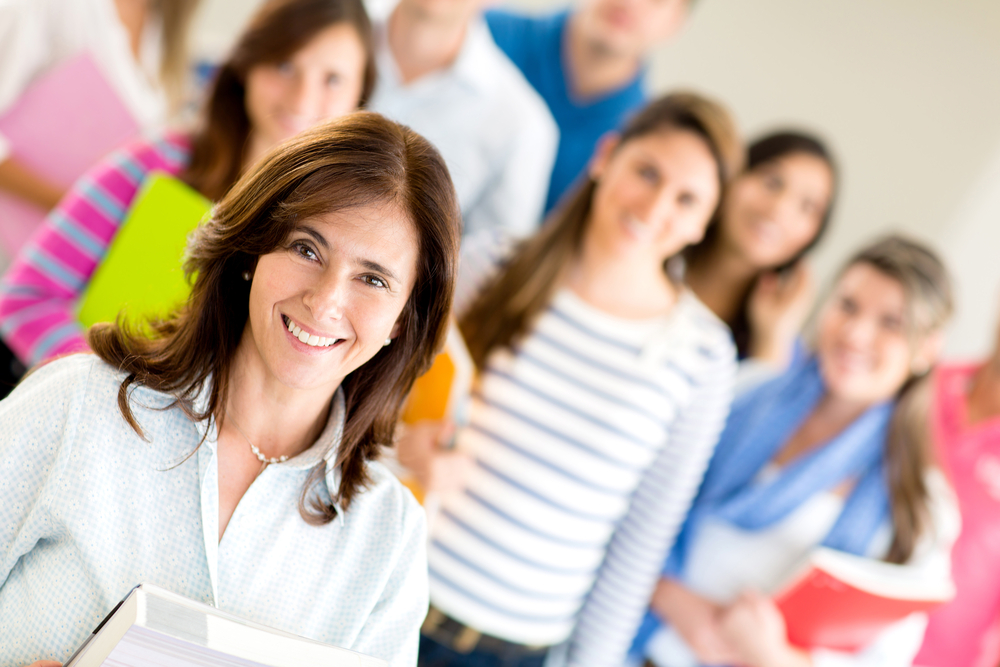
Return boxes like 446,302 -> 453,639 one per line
418,633 -> 549,667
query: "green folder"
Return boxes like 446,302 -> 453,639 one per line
77,172 -> 211,329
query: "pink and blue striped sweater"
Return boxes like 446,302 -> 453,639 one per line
0,132 -> 191,365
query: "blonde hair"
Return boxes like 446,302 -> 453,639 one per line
839,235 -> 953,563
151,0 -> 202,111
460,91 -> 743,367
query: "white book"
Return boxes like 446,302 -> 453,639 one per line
64,583 -> 387,667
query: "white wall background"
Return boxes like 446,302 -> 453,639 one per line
191,0 -> 1000,358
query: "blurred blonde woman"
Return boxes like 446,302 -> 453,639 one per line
636,236 -> 960,667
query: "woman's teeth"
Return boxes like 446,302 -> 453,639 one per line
284,316 -> 339,347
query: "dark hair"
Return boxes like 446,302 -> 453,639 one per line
460,91 -> 742,367
748,131 -> 838,265
182,0 -> 376,201
89,112 -> 461,520
690,130 -> 837,357
838,235 -> 953,564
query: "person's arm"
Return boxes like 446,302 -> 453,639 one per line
650,577 -> 742,664
746,262 -> 815,370
0,157 -> 65,209
349,493 -> 429,667
0,357 -> 86,666
0,136 -> 184,365
462,92 -> 558,240
718,469 -> 961,667
563,342 -> 736,666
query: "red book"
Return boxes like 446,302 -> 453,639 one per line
775,548 -> 955,651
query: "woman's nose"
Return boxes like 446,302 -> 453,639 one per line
303,271 -> 347,321
288,73 -> 320,117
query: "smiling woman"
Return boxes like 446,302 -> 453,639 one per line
636,235 -> 960,667
0,112 -> 461,667
395,92 -> 742,667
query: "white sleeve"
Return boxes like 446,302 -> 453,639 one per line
461,94 -> 558,240
453,228 -> 517,318
563,344 -> 736,666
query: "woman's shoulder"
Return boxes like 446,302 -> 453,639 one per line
16,352 -> 119,390
0,354 -> 132,431
646,289 -> 737,369
8,353 -> 173,409
111,130 -> 193,173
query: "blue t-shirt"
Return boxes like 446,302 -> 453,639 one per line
486,8 -> 647,215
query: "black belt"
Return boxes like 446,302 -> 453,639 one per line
421,606 -> 550,657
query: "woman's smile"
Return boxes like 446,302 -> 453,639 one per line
281,314 -> 345,349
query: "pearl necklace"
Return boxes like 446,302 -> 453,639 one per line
225,409 -> 288,465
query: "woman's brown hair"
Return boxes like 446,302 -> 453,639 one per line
459,91 -> 743,367
89,112 -> 461,520
182,0 -> 377,200
839,235 -> 953,563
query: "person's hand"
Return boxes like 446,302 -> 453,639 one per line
650,578 -> 741,665
718,590 -> 811,667
748,262 -> 815,368
395,420 -> 473,494
26,661 -> 62,667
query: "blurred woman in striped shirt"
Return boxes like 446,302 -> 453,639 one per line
397,91 -> 743,667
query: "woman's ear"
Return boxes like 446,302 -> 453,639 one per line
588,132 -> 622,181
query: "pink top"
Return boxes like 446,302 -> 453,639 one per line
916,363 -> 1000,667
0,132 -> 191,365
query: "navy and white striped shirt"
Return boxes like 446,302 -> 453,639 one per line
428,283 -> 735,658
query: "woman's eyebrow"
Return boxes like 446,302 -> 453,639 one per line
360,259 -> 398,282
297,224 -> 399,282
300,225 -> 329,249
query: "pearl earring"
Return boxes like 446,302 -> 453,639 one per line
241,270 -> 252,281
384,338 -> 392,346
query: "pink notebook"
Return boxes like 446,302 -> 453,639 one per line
0,52 -> 139,255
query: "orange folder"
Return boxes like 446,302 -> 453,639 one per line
397,321 -> 473,504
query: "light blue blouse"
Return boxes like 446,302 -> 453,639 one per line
0,354 -> 427,666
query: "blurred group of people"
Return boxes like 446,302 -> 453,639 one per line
1,1 -> 998,667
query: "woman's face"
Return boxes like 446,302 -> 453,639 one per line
245,22 -> 367,150
243,202 -> 419,395
719,152 -> 833,269
586,128 -> 721,265
817,263 -> 919,405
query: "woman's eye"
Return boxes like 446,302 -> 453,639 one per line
276,61 -> 294,75
292,241 -> 318,261
677,191 -> 697,207
839,296 -> 858,315
763,173 -> 784,192
325,72 -> 342,87
880,315 -> 903,332
638,164 -> 659,184
363,275 -> 388,289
